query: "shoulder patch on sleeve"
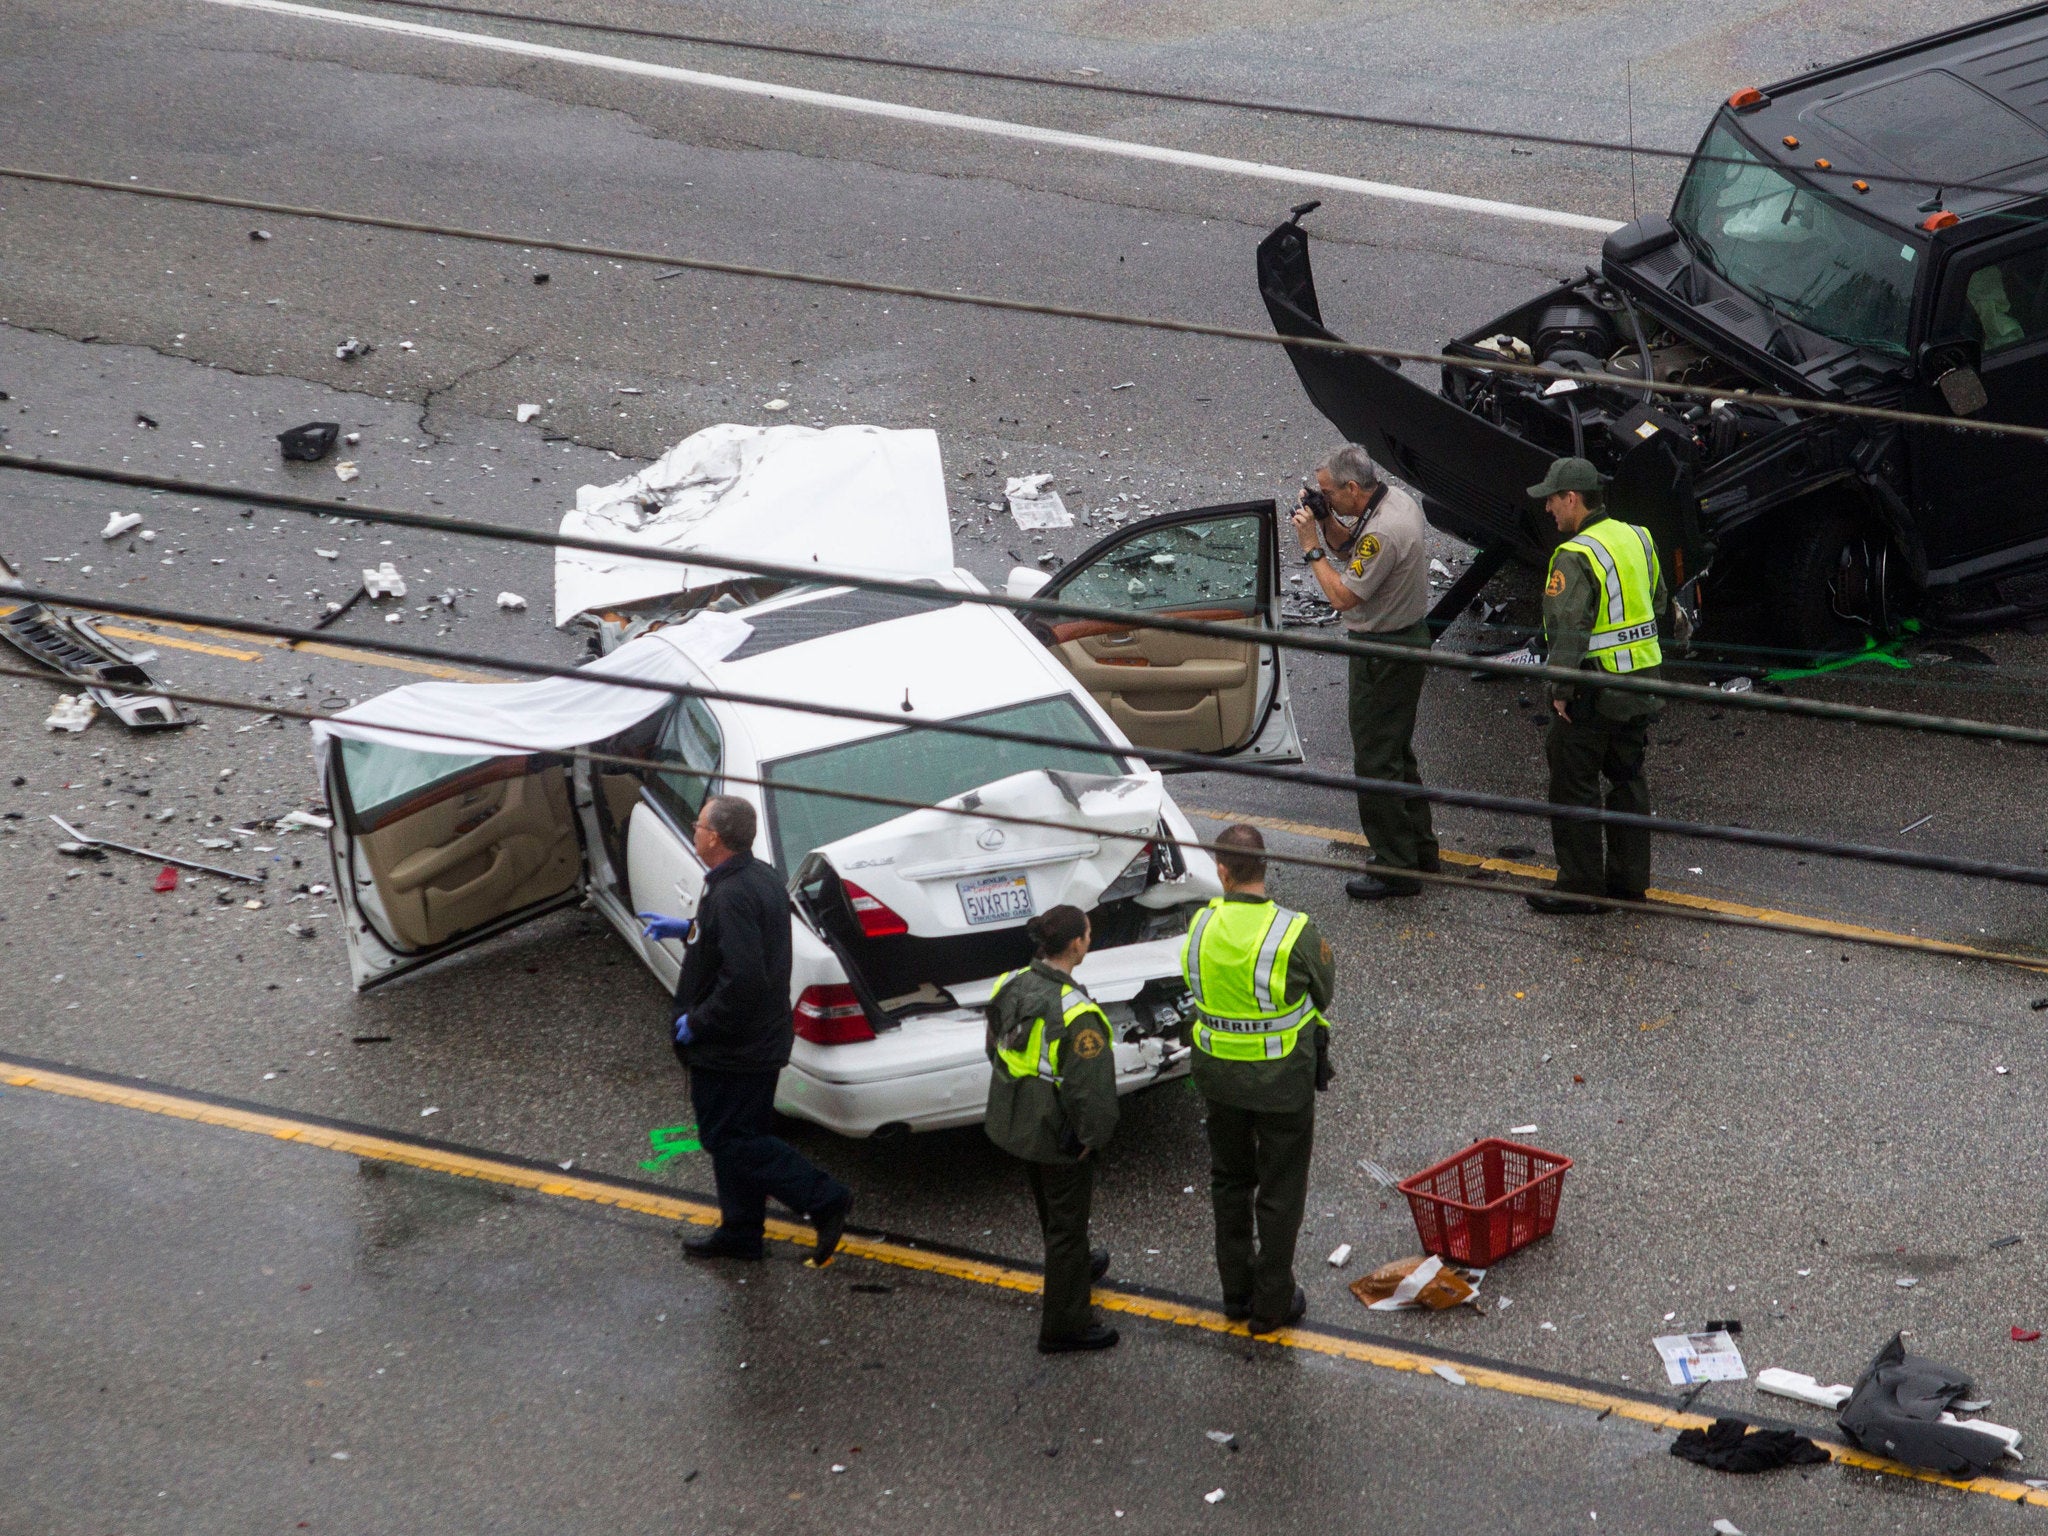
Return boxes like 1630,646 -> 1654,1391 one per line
1545,568 -> 1567,597
1355,533 -> 1381,563
1319,937 -> 1334,966
1070,1027 -> 1107,1060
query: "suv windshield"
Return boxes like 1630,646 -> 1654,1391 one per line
1673,122 -> 1921,357
762,696 -> 1127,872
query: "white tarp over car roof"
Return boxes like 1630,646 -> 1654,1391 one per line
552,423 -> 955,627
309,628 -> 702,759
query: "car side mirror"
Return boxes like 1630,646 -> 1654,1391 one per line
1006,565 -> 1052,599
1937,364 -> 1989,417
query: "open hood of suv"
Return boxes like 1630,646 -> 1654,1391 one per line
553,423 -> 955,626
806,768 -> 1166,939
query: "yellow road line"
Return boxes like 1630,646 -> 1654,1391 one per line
1,605 -> 497,681
1194,808 -> 2048,972
3,1056 -> 2041,1509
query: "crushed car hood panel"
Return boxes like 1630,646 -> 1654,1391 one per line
309,629 -> 691,759
813,768 -> 1163,937
553,423 -> 955,626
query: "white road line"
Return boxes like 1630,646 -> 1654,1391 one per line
196,0 -> 1623,234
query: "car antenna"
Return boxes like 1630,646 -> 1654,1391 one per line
1285,199 -> 1322,227
901,687 -> 914,713
1918,187 -> 1945,212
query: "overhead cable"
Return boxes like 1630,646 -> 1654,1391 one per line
7,167 -> 2048,449
8,657 -> 2038,973
9,449 -> 2048,751
244,0 -> 2048,209
7,577 -> 2048,892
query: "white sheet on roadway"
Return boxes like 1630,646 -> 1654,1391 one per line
552,423 -> 955,626
309,629 -> 695,759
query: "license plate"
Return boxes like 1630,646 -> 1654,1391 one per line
957,870 -> 1034,926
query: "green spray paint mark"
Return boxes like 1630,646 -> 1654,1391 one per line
639,1124 -> 702,1170
1764,621 -> 1920,683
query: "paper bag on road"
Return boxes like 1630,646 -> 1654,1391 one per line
1351,1255 -> 1482,1311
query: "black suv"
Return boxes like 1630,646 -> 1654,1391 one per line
1259,5 -> 2048,652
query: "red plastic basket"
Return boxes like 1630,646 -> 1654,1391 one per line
1397,1138 -> 1572,1267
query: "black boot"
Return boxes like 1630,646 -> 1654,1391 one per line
681,1227 -> 764,1261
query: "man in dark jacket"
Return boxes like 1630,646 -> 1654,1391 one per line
640,794 -> 852,1264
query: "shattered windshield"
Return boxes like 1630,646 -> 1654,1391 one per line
762,696 -> 1125,873
1673,122 -> 1921,357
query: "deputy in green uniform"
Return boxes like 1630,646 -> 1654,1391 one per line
984,904 -> 1121,1353
1183,824 -> 1337,1334
1292,443 -> 1441,899
1524,456 -> 1670,915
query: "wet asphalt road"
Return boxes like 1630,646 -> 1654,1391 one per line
6,0 -> 2048,1529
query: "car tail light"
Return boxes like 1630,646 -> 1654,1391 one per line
1101,841 -> 1157,903
793,984 -> 877,1045
842,880 -> 909,938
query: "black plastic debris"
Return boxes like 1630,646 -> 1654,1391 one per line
335,337 -> 371,361
1992,1234 -> 2025,1250
0,608 -> 184,729
532,272 -> 550,284
1837,1333 -> 2009,1476
135,413 -> 158,429
277,421 -> 340,462
1670,1417 -> 1829,1473
250,229 -> 272,241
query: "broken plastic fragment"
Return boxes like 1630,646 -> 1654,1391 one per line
102,511 -> 144,540
1430,1363 -> 1467,1386
1711,1522 -> 1744,1536
516,403 -> 541,422
334,461 -> 360,483
2016,1327 -> 2042,1342
761,398 -> 789,412
1897,1277 -> 1919,1289
1203,1489 -> 1225,1505
1756,1367 -> 1852,1409
335,337 -> 369,361
362,562 -> 406,599
1205,1430 -> 1237,1449
1326,1243 -> 1352,1267
44,694 -> 96,732
152,865 -> 179,892
496,592 -> 528,611
278,810 -> 333,832
277,421 -> 339,461
315,548 -> 338,560
250,229 -> 272,241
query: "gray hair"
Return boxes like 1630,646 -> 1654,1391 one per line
697,793 -> 757,853
1317,444 -> 1380,490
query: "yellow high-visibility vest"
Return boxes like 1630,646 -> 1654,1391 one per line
1179,898 -> 1320,1063
989,969 -> 1108,1083
1553,518 -> 1663,674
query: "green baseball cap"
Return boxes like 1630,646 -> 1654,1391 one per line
1527,456 -> 1602,499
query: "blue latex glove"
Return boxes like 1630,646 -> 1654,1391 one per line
672,1012 -> 693,1045
638,911 -> 692,942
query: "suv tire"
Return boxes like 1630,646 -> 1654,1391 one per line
1770,510 -> 1892,658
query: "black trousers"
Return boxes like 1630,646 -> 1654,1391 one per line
1024,1159 -> 1097,1342
1545,711 -> 1651,897
689,1066 -> 847,1251
1205,1098 -> 1315,1324
1346,620 -> 1438,874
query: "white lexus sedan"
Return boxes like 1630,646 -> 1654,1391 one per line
315,425 -> 1302,1136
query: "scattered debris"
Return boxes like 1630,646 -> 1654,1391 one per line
352,1035 -> 392,1045
1353,1254 -> 1482,1311
533,272 -> 549,284
250,229 -> 272,241
54,839 -> 106,860
334,461 -> 360,483
151,865 -> 179,893
1993,1234 -> 2026,1250
277,421 -> 339,461
2015,1328 -> 2042,1343
761,398 -> 789,412
242,898 -> 265,910
1653,1330 -> 1746,1385
1896,1276 -> 1919,1289
1711,1520 -> 1745,1536
1429,1363 -> 1467,1386
1204,1431 -> 1238,1450
1110,381 -> 1136,391
516,403 -> 542,423
46,816 -> 263,884
1899,813 -> 1936,834
1670,1416 -> 1829,1473
362,562 -> 406,599
5,606 -> 183,729
1756,1368 -> 1852,1409
420,1106 -> 440,1117
1005,474 -> 1073,530
343,431 -> 361,446
1508,1123 -> 1539,1135
496,592 -> 528,611
1203,1489 -> 1226,1505
1357,1156 -> 1401,1189
1837,1333 -> 2018,1475
1326,1243 -> 1352,1267
316,548 -> 339,560
335,337 -> 370,361
285,921 -> 317,939
1718,676 -> 1755,694
276,809 -> 333,833
43,693 -> 96,732
101,511 -> 144,540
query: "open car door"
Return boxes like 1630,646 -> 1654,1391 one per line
323,738 -> 585,990
1036,500 -> 1301,766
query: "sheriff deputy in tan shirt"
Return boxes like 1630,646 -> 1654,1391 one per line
1291,444 -> 1440,899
